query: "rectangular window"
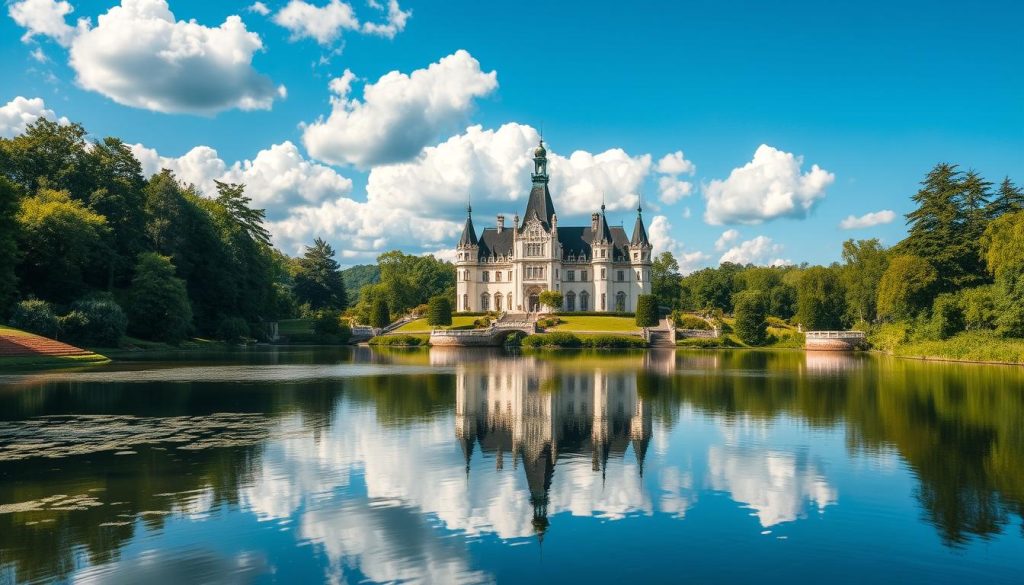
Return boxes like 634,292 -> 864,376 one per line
483,271 -> 490,282
581,270 -> 587,281
567,270 -> 575,282
617,270 -> 624,282
600,268 -> 606,280
508,271 -> 512,281
600,249 -> 606,258
496,272 -> 501,282
601,293 -> 606,311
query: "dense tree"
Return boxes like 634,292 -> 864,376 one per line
877,255 -> 938,321
369,296 -> 391,328
126,253 -> 193,343
377,251 -> 455,315
84,137 -> 147,286
427,296 -> 453,326
0,178 -> 19,315
796,266 -> 846,330
635,294 -> 659,327
733,290 -> 769,345
16,189 -> 108,302
0,118 -> 90,195
987,177 -> 1024,219
980,211 -> 1024,337
929,294 -> 964,340
681,262 -> 743,312
898,163 -> 989,291
840,239 -> 889,324
650,251 -> 682,309
294,238 -> 347,310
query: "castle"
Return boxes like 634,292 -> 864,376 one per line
455,140 -> 653,313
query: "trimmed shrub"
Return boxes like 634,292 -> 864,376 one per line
733,290 -> 769,346
63,298 -> 128,346
580,334 -> 647,348
369,297 -> 390,328
522,332 -> 583,348
9,299 -> 58,338
368,334 -> 427,346
217,317 -> 251,344
427,296 -> 453,326
636,294 -> 658,327
473,317 -> 491,328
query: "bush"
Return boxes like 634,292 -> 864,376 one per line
733,290 -> 769,346
676,314 -> 711,330
538,290 -> 563,311
538,317 -> 562,328
959,285 -> 997,331
522,332 -> 583,348
61,298 -> 128,346
636,294 -> 658,327
368,334 -> 427,346
677,337 -> 721,348
503,330 -> 528,347
217,316 -> 251,344
313,309 -> 343,335
766,316 -> 789,328
869,322 -> 911,352
473,317 -> 491,328
580,334 -> 647,348
9,299 -> 59,338
58,310 -> 90,342
369,297 -> 390,328
928,294 -> 964,340
427,296 -> 452,326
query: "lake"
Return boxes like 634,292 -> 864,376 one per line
1,347 -> 1022,584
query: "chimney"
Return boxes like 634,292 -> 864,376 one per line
591,213 -> 600,231
496,214 -> 505,233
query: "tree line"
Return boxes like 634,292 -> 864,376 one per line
649,163 -> 1024,344
0,118 -> 454,345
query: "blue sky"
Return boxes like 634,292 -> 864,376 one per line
1,0 -> 1021,268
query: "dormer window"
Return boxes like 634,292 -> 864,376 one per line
600,249 -> 606,258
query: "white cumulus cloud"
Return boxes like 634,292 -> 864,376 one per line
839,209 -> 895,229
302,50 -> 498,167
718,235 -> 790,266
714,228 -> 740,251
247,2 -> 271,16
648,215 -> 710,274
129,141 -> 353,220
654,150 -> 696,205
0,96 -> 68,137
9,0 -> 283,115
704,144 -> 834,225
272,0 -> 409,45
7,0 -> 77,47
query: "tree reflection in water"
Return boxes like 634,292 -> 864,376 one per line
0,347 -> 1022,583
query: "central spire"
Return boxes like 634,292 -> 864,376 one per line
532,139 -> 549,185
522,139 -> 556,231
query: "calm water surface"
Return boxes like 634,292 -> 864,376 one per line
1,348 -> 1022,584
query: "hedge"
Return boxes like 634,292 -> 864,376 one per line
368,334 -> 428,346
427,296 -> 453,326
522,332 -> 648,349
636,295 -> 658,327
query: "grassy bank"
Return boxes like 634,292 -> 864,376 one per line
545,316 -> 640,333
871,329 -> 1024,364
522,332 -> 647,349
0,353 -> 110,369
393,317 -> 481,333
368,334 -> 430,346
675,317 -> 804,349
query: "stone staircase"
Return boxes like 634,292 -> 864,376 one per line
647,329 -> 675,348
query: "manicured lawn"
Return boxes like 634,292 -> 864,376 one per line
547,316 -> 640,333
393,317 -> 479,333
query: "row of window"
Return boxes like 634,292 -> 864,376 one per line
461,290 -> 629,311
466,292 -> 514,311
466,269 -> 643,282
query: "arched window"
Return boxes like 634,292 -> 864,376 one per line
494,293 -> 503,311
580,291 -> 589,311
481,293 -> 490,311
616,291 -> 626,312
566,291 -> 576,312
463,294 -> 469,311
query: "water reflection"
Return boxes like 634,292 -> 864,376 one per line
0,348 -> 1022,584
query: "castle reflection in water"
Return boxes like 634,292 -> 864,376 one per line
449,352 -> 662,538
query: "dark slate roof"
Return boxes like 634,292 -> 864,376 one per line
631,213 -> 650,246
458,215 -> 478,247
521,184 -> 556,230
554,225 -> 630,261
478,227 -> 514,257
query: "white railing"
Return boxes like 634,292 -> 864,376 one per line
806,330 -> 866,339
351,326 -> 377,337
